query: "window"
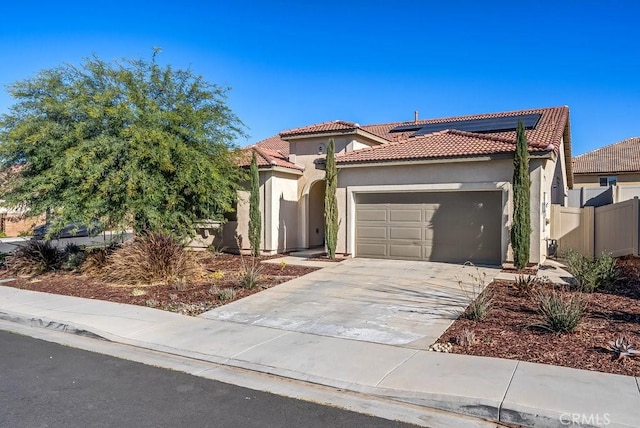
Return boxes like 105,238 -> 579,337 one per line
599,176 -> 617,187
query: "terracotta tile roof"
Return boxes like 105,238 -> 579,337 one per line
572,137 -> 640,174
334,130 -> 551,164
254,134 -> 289,156
254,106 -> 568,163
279,120 -> 359,138
236,146 -> 302,171
359,106 -> 569,153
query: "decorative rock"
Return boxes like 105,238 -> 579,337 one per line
429,342 -> 452,353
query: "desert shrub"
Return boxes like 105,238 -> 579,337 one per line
536,289 -> 585,333
593,252 -> 618,288
210,270 -> 225,281
218,287 -> 236,301
455,329 -> 476,347
104,232 -> 202,287
206,242 -> 226,257
458,263 -> 493,321
0,252 -> 8,268
0,231 -> 7,238
82,243 -> 120,275
6,240 -> 65,275
240,255 -> 263,290
563,250 -> 618,292
514,274 -> 538,296
463,289 -> 493,321
61,243 -> 86,271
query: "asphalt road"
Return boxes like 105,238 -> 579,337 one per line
0,330 -> 414,428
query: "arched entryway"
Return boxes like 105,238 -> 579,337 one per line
307,180 -> 325,248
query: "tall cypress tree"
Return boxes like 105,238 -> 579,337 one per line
324,139 -> 339,260
511,120 -> 531,269
248,151 -> 261,257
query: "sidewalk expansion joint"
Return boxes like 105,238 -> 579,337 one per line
374,348 -> 420,387
497,360 -> 519,421
229,330 -> 293,359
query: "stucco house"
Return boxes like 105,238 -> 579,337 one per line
572,137 -> 640,187
222,106 -> 573,266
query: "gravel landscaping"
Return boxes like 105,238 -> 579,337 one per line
0,253 -> 318,316
435,256 -> 640,376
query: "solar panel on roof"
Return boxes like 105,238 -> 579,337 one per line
389,124 -> 423,133
412,113 -> 541,137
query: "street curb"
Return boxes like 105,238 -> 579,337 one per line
2,304 -> 638,428
0,308 -> 533,427
0,310 -> 109,341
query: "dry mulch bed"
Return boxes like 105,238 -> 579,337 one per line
0,253 -> 318,317
436,256 -> 640,377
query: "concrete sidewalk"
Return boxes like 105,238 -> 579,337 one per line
0,286 -> 638,427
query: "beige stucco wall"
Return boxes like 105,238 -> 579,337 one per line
336,156 -> 554,264
221,188 -> 252,252
551,138 -> 569,204
534,157 -> 553,263
270,171 -> 299,251
291,135 -> 372,249
224,169 -> 300,254
573,172 -> 640,188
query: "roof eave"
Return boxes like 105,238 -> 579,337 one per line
336,154 -> 511,168
281,129 -> 357,140
280,128 -> 389,145
256,165 -> 303,175
562,111 -> 574,189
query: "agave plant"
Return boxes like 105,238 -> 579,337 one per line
608,336 -> 640,360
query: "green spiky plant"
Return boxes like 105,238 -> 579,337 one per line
324,138 -> 339,260
511,120 -> 531,270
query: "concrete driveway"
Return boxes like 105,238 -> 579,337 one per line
200,258 -> 500,349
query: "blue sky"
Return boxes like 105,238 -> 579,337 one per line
1,1 -> 638,155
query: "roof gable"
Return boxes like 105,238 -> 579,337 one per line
279,120 -> 358,138
236,145 -> 302,171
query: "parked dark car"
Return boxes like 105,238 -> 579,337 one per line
32,222 -> 102,240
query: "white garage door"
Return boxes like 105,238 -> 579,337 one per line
355,191 -> 502,264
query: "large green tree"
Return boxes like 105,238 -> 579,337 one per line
248,150 -> 261,257
0,52 -> 245,238
324,138 -> 339,260
511,120 -> 531,269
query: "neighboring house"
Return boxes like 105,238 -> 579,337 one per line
572,137 -> 640,187
0,205 -> 42,237
224,106 -> 573,265
0,165 -> 43,237
568,137 -> 640,207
